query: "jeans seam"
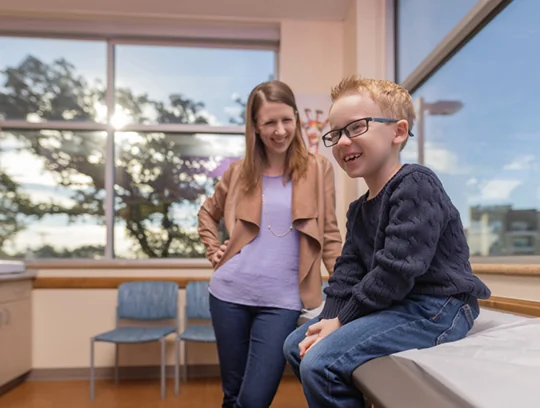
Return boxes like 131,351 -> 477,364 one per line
436,305 -> 464,345
430,296 -> 453,322
462,304 -> 475,328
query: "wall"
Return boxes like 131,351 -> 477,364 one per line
475,274 -> 540,302
280,19 -> 347,239
341,0 -> 391,207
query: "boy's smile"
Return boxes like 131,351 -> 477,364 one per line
329,93 -> 386,179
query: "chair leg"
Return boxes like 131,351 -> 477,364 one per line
161,337 -> 166,400
90,338 -> 95,400
115,344 -> 119,385
182,340 -> 188,381
174,337 -> 180,395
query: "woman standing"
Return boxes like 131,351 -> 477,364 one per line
197,80 -> 342,408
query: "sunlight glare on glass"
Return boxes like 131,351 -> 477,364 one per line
111,108 -> 132,130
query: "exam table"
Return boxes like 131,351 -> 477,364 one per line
352,308 -> 540,408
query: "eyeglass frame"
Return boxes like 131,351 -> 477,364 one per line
321,117 -> 415,148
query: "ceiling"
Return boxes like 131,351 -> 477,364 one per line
0,0 -> 353,22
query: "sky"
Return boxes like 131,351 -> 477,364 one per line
1,0 -> 539,257
0,38 -> 275,125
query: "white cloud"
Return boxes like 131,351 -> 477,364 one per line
11,223 -> 106,253
194,134 -> 245,156
476,179 -> 523,201
0,150 -> 57,187
196,109 -> 220,126
224,105 -> 243,117
503,154 -> 538,171
424,143 -> 463,175
401,141 -> 468,175
25,189 -> 76,207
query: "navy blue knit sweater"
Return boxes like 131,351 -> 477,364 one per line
320,164 -> 491,325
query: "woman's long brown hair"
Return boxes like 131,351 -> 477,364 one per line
241,80 -> 309,192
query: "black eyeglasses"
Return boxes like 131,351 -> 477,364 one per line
321,117 -> 415,147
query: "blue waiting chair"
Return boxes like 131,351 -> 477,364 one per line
90,281 -> 179,400
175,281 -> 216,395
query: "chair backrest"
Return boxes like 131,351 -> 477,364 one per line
185,281 -> 211,320
117,281 -> 178,321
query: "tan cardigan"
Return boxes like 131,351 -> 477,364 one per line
197,154 -> 342,309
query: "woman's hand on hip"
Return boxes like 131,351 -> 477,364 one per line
212,240 -> 229,267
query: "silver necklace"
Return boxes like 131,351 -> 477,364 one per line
262,191 -> 293,237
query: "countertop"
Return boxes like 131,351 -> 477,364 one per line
0,270 -> 37,282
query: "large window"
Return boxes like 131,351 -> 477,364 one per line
0,36 -> 276,259
398,0 -> 540,258
396,0 -> 480,82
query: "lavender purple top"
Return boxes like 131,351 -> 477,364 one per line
208,175 -> 302,311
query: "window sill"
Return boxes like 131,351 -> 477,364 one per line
25,258 -> 212,270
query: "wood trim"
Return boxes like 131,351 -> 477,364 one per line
0,372 -> 29,397
25,258 -> 212,270
33,276 -> 201,289
33,265 -> 540,289
479,296 -> 540,317
472,264 -> 540,276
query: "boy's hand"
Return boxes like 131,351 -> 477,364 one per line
299,334 -> 318,359
300,318 -> 342,357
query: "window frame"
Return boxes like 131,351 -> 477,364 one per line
395,0 -> 510,92
0,25 -> 279,261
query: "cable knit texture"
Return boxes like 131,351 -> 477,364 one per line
320,164 -> 491,325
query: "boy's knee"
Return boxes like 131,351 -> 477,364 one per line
299,350 -> 326,384
282,330 -> 299,361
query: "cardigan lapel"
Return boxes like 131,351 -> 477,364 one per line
235,182 -> 262,228
233,157 -> 321,245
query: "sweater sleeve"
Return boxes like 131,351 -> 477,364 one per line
337,172 -> 449,325
319,201 -> 365,319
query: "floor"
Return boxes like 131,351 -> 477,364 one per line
0,377 -> 309,408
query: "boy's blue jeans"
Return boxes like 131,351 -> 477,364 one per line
283,294 -> 478,408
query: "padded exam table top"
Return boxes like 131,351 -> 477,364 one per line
352,308 -> 540,408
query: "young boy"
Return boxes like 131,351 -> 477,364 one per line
282,76 -> 491,408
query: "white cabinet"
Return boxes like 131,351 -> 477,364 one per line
0,279 -> 32,388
